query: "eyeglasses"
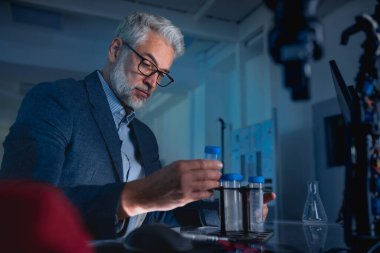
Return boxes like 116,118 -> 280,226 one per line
122,41 -> 174,87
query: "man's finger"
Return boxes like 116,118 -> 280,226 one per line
190,169 -> 222,181
264,192 -> 276,204
186,159 -> 223,171
190,180 -> 221,191
190,190 -> 214,200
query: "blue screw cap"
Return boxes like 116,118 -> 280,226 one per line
221,173 -> 243,182
248,176 -> 265,184
204,146 -> 221,155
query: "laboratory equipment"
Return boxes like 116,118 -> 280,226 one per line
248,176 -> 264,232
220,173 -> 243,232
302,181 -> 328,224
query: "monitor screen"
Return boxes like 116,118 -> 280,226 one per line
329,60 -> 354,123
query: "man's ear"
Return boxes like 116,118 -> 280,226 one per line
108,38 -> 124,63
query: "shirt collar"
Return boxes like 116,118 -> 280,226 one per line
97,70 -> 135,127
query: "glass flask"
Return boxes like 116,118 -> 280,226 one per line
302,181 -> 328,224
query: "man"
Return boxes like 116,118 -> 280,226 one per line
0,12 -> 275,240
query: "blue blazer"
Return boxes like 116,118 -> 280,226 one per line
0,71 -> 193,239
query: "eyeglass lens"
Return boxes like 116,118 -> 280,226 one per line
138,59 -> 172,87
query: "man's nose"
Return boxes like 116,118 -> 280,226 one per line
143,72 -> 159,88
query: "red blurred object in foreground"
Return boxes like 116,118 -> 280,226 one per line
0,180 -> 94,253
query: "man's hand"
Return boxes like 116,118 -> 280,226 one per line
263,192 -> 276,221
118,159 -> 222,218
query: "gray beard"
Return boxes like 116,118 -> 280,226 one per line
109,55 -> 149,110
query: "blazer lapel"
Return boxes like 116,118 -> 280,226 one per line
84,71 -> 123,181
130,120 -> 160,176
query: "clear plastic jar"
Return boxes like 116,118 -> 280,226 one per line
221,173 -> 243,231
204,145 -> 221,161
204,146 -> 221,202
248,176 -> 264,231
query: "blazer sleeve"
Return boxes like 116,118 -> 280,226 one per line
1,83 -> 71,183
0,83 -> 123,240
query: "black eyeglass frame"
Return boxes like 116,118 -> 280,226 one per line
122,41 -> 174,87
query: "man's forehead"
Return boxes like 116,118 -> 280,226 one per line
135,32 -> 174,70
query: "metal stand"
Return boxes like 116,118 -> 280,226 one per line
340,1 -> 380,251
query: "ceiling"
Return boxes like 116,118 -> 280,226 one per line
3,0 -> 349,50
8,0 -> 263,41
0,0 -> 351,100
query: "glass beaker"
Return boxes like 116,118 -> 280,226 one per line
302,181 -> 328,224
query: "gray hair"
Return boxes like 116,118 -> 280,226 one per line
115,12 -> 185,58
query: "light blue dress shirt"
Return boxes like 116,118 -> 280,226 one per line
97,71 -> 146,236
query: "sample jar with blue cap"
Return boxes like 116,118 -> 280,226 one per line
204,146 -> 221,160
248,176 -> 264,231
203,146 -> 222,202
221,173 -> 243,231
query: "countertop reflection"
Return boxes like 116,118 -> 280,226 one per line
262,220 -> 348,253
180,220 -> 348,252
